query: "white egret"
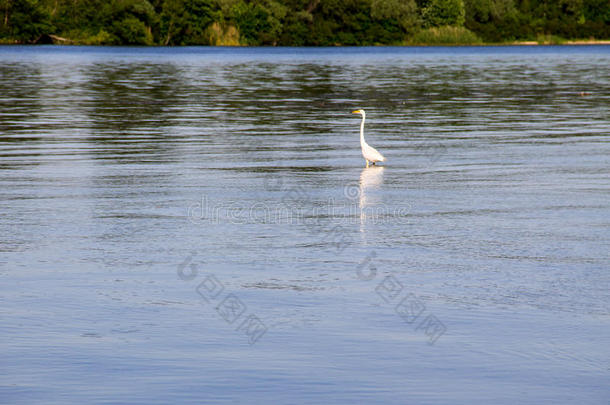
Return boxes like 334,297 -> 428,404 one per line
352,109 -> 386,167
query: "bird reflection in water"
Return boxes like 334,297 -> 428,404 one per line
359,166 -> 385,231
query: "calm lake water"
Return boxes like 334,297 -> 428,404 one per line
1,45 -> 609,404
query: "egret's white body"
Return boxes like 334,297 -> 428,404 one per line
352,109 -> 385,167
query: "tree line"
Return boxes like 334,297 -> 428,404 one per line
1,0 -> 609,46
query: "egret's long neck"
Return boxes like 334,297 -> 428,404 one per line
359,114 -> 366,147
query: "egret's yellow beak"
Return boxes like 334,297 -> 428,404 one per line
352,110 -> 360,114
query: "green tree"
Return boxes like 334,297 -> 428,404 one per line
111,15 -> 152,44
41,0 -> 105,39
422,0 -> 465,27
0,0 -> 53,42
103,0 -> 156,44
464,0 -> 519,41
160,0 -> 216,45
307,0 -> 414,45
581,0 -> 610,37
371,0 -> 420,35
230,0 -> 286,45
275,0 -> 315,45
279,10 -> 312,45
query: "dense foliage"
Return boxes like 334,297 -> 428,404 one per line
1,0 -> 609,45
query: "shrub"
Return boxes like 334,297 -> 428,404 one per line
205,22 -> 240,46
422,0 -> 466,27
536,34 -> 566,45
111,16 -> 153,45
409,25 -> 482,44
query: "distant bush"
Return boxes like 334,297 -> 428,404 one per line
60,29 -> 114,45
422,0 -> 466,28
86,30 -> 115,45
111,16 -> 153,45
536,34 -> 566,45
205,22 -> 240,46
409,25 -> 481,45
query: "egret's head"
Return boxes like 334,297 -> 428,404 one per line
352,109 -> 365,116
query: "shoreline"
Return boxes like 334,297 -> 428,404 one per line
512,40 -> 610,46
2,39 -> 610,47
